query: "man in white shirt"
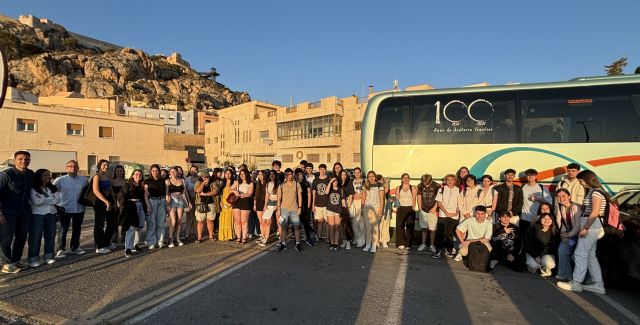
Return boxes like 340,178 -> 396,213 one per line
432,174 -> 460,259
557,163 -> 585,205
455,206 -> 493,268
53,160 -> 87,257
520,168 -> 551,236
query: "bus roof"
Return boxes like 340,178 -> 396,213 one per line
368,74 -> 640,103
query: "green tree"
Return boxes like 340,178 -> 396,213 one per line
604,57 -> 628,76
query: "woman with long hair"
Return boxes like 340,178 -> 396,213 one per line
165,167 -> 191,247
395,173 -> 417,250
557,170 -> 607,294
554,188 -> 582,281
458,175 -> 480,222
112,165 -> 127,247
524,212 -> 558,277
456,166 -> 470,191
121,169 -> 146,257
28,169 -> 61,267
92,160 -> 116,254
361,171 -> 385,252
144,164 -> 166,249
232,169 -> 254,244
184,165 -> 200,239
332,162 -> 344,179
338,170 -> 354,250
326,176 -> 346,251
477,175 -> 495,222
253,170 -> 267,242
218,168 -> 235,241
260,170 -> 278,246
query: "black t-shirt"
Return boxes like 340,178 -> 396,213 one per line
346,178 -> 364,197
311,176 -> 331,207
298,179 -> 310,210
418,182 -> 440,212
327,186 -> 345,214
145,179 -> 166,198
492,223 -> 521,256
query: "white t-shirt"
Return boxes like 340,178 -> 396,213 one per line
436,186 -> 460,219
364,183 -> 384,208
457,218 -> 492,240
521,183 -> 551,222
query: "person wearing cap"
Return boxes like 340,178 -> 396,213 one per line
520,168 -> 551,237
490,211 -> 525,271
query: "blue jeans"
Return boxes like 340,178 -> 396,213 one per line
28,213 -> 57,262
557,239 -> 576,278
146,198 -> 166,245
0,213 -> 32,264
57,212 -> 85,251
279,208 -> 300,228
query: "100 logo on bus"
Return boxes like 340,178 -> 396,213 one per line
434,99 -> 494,126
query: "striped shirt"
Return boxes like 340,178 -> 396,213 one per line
582,189 -> 606,217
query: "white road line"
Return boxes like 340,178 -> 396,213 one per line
384,254 -> 408,325
125,250 -> 270,324
596,294 -> 640,325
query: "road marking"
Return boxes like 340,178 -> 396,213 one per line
124,250 -> 270,324
596,294 -> 640,325
384,253 -> 408,325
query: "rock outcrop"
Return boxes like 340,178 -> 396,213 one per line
1,15 -> 250,109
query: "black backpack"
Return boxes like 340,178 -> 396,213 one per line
463,242 -> 490,272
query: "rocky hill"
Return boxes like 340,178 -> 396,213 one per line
0,14 -> 250,109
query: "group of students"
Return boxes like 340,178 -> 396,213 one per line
0,151 -> 611,295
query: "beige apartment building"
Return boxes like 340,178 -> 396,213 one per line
204,96 -> 368,170
1,88 -> 188,174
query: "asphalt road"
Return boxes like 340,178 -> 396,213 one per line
0,211 -> 639,325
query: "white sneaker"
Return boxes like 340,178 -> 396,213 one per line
46,259 -> 56,265
346,242 -> 351,250
70,248 -> 85,255
340,240 -> 347,248
55,250 -> 66,259
557,281 -> 583,292
29,261 -> 41,268
177,240 -> 184,247
451,248 -> 457,255
158,243 -> 165,249
417,244 -> 427,252
398,245 -> 405,250
583,283 -> 606,294
148,245 -> 156,250
490,260 -> 499,269
370,246 -> 377,253
168,242 -> 175,248
429,245 -> 436,253
96,248 -> 111,254
363,245 -> 371,252
541,269 -> 553,277
382,243 -> 389,248
454,253 -> 463,262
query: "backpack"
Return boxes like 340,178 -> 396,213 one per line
463,242 -> 490,272
594,189 -> 624,238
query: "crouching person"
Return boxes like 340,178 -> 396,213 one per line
490,211 -> 525,271
455,206 -> 493,272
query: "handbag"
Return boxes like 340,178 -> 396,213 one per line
79,179 -> 97,207
196,202 -> 210,213
226,192 -> 239,205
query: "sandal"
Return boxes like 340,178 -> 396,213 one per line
241,239 -> 247,245
195,239 -> 202,244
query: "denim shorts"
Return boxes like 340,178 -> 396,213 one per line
170,195 -> 187,209
279,208 -> 300,227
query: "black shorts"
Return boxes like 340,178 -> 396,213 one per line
234,197 -> 253,211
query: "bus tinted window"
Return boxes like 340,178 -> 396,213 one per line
520,84 -> 640,143
374,97 -> 411,145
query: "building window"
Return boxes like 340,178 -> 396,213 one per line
207,138 -> 211,144
286,106 -> 297,113
145,113 -> 155,119
259,130 -> 269,139
99,126 -> 114,138
354,121 -> 362,131
337,153 -> 341,162
276,114 -> 342,141
327,153 -> 331,162
17,118 -> 37,132
169,115 -> 175,120
267,111 -> 276,117
197,148 -> 205,154
282,154 -> 293,163
213,137 -> 218,143
159,114 -> 166,119
353,153 -> 360,163
66,123 -> 83,136
108,156 -> 120,162
128,111 -> 138,117
181,116 -> 186,122
307,154 -> 319,162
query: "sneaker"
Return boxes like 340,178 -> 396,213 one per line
259,241 -> 267,247
356,244 -> 364,248
295,243 -> 302,252
381,243 -> 389,248
555,275 -> 572,281
278,244 -> 287,253
29,261 -> 41,268
363,245 -> 371,252
398,245 -> 405,250
453,253 -> 463,262
583,283 -> 606,294
346,242 -> 351,250
70,248 -> 86,255
557,281 -> 583,292
417,244 -> 427,252
429,245 -> 437,253
431,251 -> 442,259
445,250 -> 455,258
177,240 -> 184,247
55,250 -> 67,259
1,264 -> 20,274
46,259 -> 56,265
97,248 -> 111,254
158,243 -> 165,249
340,240 -> 347,248
148,245 -> 156,250
451,248 -> 457,255
304,239 -> 314,247
405,246 -> 411,250
125,249 -> 132,258
490,260 -> 499,269
15,261 -> 28,270
108,244 -> 117,250
540,269 -> 553,277
168,241 -> 175,248
370,246 -> 377,253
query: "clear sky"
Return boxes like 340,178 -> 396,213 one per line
2,0 -> 639,106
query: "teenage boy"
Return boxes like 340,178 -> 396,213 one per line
417,174 -> 440,253
557,163 -> 584,205
277,168 -> 303,252
432,174 -> 460,259
311,164 -> 331,241
53,160 -> 88,258
272,160 -> 285,183
520,168 -> 551,235
295,168 -> 315,246
455,206 -> 493,270
0,151 -> 34,273
490,211 -> 525,271
492,168 -> 523,227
